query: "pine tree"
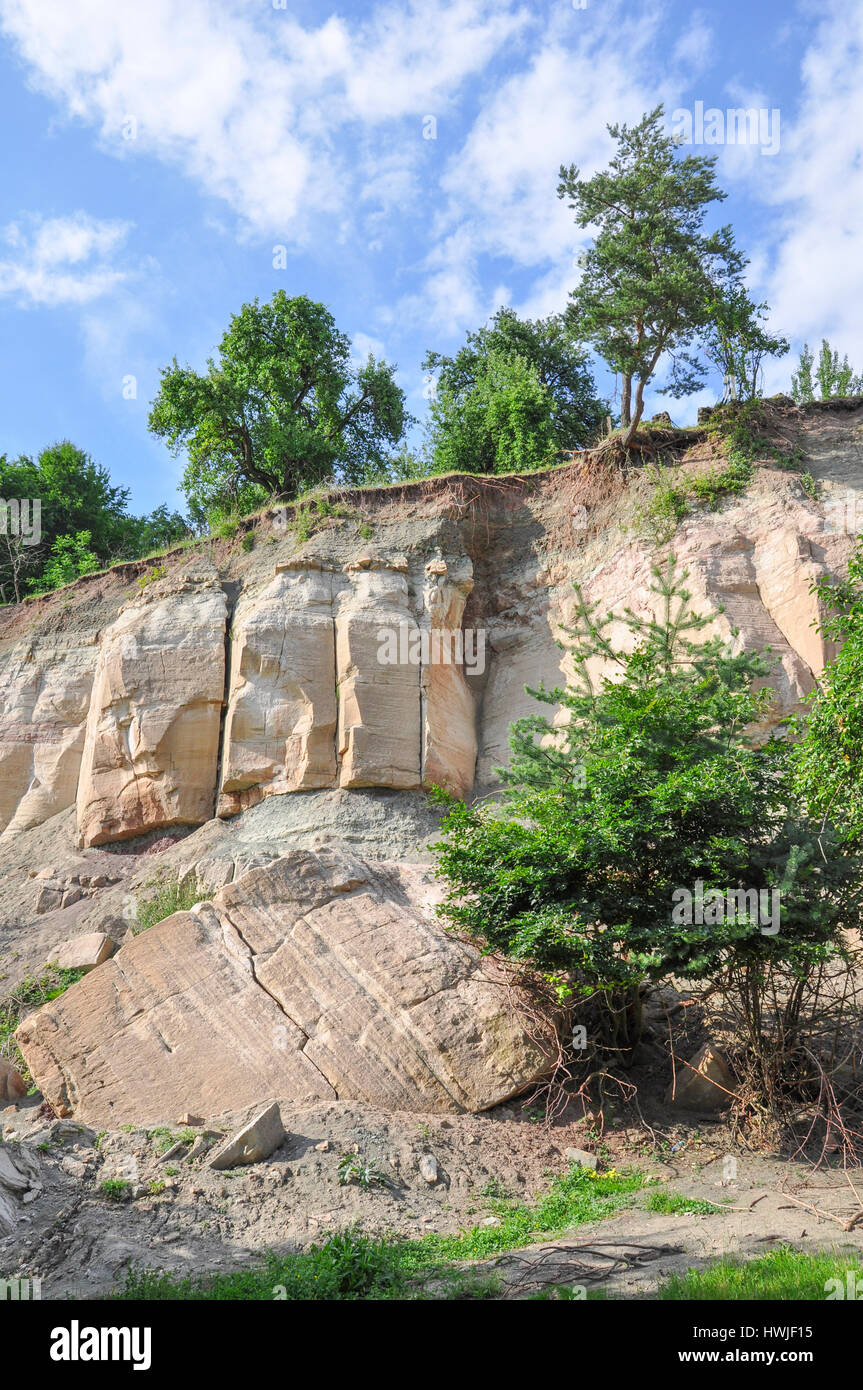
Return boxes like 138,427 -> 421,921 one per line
434,558 -> 863,1069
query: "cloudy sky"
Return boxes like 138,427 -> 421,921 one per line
0,0 -> 860,512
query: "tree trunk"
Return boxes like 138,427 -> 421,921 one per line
620,374 -> 632,428
621,381 -> 646,449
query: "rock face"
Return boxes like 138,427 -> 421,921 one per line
0,400 -> 858,850
217,565 -> 338,815
75,576 -> 228,847
15,850 -> 547,1126
0,636 -> 97,841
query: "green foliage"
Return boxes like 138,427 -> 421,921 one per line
657,1247 -> 863,1300
433,557 -> 862,1056
701,284 -> 788,400
791,339 -> 863,403
133,874 -> 207,934
136,564 -> 168,590
423,307 -> 607,474
148,292 -> 409,510
0,965 -> 85,1079
795,541 -> 863,841
633,466 -> 689,544
337,1154 -> 390,1189
558,106 -> 744,443
428,349 -> 559,475
0,442 -> 191,603
707,398 -> 803,473
100,1179 -> 131,1203
26,530 -> 100,594
687,457 -> 753,508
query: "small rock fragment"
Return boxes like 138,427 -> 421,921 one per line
564,1148 -> 598,1171
419,1154 -> 439,1184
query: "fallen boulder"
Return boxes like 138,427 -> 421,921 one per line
209,1103 -> 285,1169
15,850 -> 547,1126
0,1060 -> 27,1104
666,1044 -> 736,1111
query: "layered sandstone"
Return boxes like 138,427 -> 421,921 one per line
0,400 -> 859,851
15,850 -> 547,1126
75,575 -> 228,847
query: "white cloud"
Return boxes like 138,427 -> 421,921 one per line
0,0 -> 529,242
402,2 -> 671,334
0,212 -> 130,306
761,0 -> 863,357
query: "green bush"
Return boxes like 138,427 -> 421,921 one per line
133,874 -> 207,934
0,965 -> 85,1079
433,555 -> 863,1085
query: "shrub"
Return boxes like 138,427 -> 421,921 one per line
0,965 -> 85,1079
132,873 -> 207,934
433,556 -> 863,1110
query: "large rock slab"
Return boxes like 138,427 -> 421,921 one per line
75,575 -> 228,847
16,850 -> 547,1126
217,565 -> 338,816
0,636 -> 97,840
334,560 -> 423,788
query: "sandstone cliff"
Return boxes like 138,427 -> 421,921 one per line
3,398 -> 863,1122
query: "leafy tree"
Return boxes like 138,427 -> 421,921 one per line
791,339 -> 863,403
149,292 -> 409,511
558,106 -> 744,447
795,541 -> 863,840
427,350 -> 558,475
27,531 -> 100,593
118,503 -> 191,556
701,285 -> 788,400
423,307 -> 607,473
433,558 -> 861,1073
790,343 -> 815,403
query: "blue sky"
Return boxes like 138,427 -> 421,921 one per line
0,0 -> 860,514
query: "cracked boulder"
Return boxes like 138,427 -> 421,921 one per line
15,850 -> 547,1127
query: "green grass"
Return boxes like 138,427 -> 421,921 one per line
115,1164 -> 650,1301
133,873 -> 209,933
658,1247 -> 863,1300
0,965 -> 85,1080
646,1191 -> 722,1216
101,1179 -> 131,1202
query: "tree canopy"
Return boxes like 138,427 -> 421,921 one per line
148,292 -> 410,511
791,340 -> 863,403
558,106 -> 745,446
0,441 -> 189,603
423,307 -> 607,474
